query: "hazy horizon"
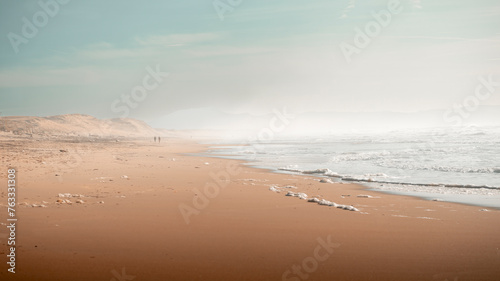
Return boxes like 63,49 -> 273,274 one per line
1,0 -> 499,132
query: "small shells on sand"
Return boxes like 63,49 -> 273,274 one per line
58,193 -> 84,198
308,198 -> 320,203
286,191 -> 308,200
28,204 -> 47,208
319,178 -> 334,183
271,184 -> 359,212
269,186 -> 280,193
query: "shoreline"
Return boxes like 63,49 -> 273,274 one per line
1,137 -> 499,281
201,145 -> 500,209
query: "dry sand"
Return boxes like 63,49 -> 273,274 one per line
0,136 -> 499,281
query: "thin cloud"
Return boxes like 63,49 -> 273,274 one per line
411,0 -> 423,9
185,46 -> 279,58
382,35 -> 500,43
135,33 -> 221,47
0,66 -> 105,88
339,0 -> 356,19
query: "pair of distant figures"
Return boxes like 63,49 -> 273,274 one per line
154,136 -> 161,143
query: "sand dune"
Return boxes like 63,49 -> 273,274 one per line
0,114 -> 161,138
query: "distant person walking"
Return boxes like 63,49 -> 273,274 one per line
154,136 -> 157,142
158,136 -> 161,143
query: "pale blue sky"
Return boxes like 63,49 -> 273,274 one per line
0,0 -> 499,128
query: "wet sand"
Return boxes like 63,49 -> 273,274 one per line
0,136 -> 499,281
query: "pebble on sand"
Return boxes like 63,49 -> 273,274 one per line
56,199 -> 73,204
357,194 -> 374,198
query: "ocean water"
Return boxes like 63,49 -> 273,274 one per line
207,126 -> 500,208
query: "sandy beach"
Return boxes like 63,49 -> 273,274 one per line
3,0 -> 500,279
1,136 -> 499,281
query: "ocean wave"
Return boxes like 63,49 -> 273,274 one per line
329,147 -> 480,163
277,167 -> 500,190
375,161 -> 500,174
330,151 -> 392,162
